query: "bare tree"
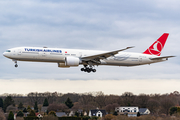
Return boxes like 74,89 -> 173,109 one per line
147,99 -> 160,115
172,91 -> 180,96
117,97 -> 123,106
72,102 -> 81,111
160,97 -> 176,115
48,104 -> 68,112
6,105 -> 18,113
82,104 -> 96,112
0,108 -> 6,120
79,92 -> 95,105
105,103 -> 119,114
27,92 -> 42,105
121,92 -> 136,106
134,93 -> 149,108
41,92 -> 58,104
105,95 -> 119,105
149,94 -> 161,101
27,92 -> 59,105
95,91 -> 106,108
48,104 -> 60,112
59,93 -> 80,103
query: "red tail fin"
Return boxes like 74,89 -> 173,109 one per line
143,33 -> 169,56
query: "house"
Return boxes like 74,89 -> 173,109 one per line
14,113 -> 17,120
127,112 -> 138,117
41,106 -> 48,113
24,112 -> 29,117
139,108 -> 150,115
36,113 -> 43,118
69,110 -> 86,117
69,111 -> 74,116
56,112 -> 67,117
77,109 -> 83,114
116,107 -> 139,113
89,109 -> 107,117
84,111 -> 87,116
115,107 -> 139,117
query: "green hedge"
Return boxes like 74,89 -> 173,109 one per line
24,116 -> 91,120
24,117 -> 40,120
58,117 -> 82,120
82,116 -> 90,120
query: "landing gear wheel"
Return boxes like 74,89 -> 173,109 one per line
81,65 -> 96,73
88,69 -> 91,73
92,69 -> 96,72
15,64 -> 18,68
86,68 -> 90,73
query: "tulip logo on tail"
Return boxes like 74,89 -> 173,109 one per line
148,41 -> 163,56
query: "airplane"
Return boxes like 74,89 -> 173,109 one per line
3,33 -> 175,73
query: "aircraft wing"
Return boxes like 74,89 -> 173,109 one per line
150,56 -> 175,60
81,46 -> 134,62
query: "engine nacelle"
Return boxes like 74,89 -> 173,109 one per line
58,56 -> 80,68
58,63 -> 70,68
65,56 -> 80,66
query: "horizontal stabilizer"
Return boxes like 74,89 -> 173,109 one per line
150,56 -> 175,60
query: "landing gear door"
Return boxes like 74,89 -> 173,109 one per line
139,56 -> 142,62
18,49 -> 22,55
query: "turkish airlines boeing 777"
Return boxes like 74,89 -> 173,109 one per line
3,33 -> 175,73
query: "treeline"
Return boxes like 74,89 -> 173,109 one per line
0,91 -> 180,115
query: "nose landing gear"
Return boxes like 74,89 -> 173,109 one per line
81,66 -> 96,73
13,60 -> 18,68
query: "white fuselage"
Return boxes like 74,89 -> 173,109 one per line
3,47 -> 166,67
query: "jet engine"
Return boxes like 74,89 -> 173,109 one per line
58,56 -> 80,68
65,56 -> 80,66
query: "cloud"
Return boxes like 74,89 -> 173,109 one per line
0,79 -> 179,95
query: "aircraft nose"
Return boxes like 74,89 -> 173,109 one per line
3,52 -> 7,57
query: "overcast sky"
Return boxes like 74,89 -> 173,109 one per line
0,0 -> 180,95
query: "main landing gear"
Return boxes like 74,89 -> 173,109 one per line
81,65 -> 96,73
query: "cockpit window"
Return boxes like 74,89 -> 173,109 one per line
6,50 -> 11,52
